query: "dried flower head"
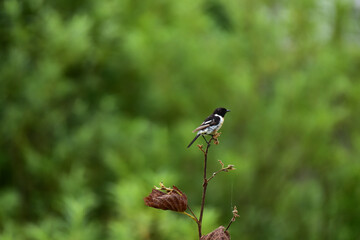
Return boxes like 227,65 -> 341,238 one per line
218,160 -> 235,172
232,206 -> 239,219
224,164 -> 235,172
144,185 -> 187,212
200,226 -> 230,240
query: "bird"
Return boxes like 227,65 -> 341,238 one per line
187,107 -> 230,148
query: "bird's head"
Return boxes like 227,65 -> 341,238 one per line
213,107 -> 230,117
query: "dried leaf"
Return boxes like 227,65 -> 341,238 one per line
144,186 -> 187,212
201,226 -> 230,240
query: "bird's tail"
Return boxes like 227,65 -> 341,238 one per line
187,134 -> 200,148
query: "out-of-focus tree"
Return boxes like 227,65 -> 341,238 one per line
1,0 -> 360,239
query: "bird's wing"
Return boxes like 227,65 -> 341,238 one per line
192,124 -> 211,133
192,114 -> 220,133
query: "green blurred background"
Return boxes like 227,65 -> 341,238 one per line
1,0 -> 360,239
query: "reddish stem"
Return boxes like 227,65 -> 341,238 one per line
198,137 -> 212,238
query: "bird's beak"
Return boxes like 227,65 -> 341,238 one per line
227,109 -> 231,112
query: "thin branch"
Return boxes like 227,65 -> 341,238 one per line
207,161 -> 235,182
187,205 -> 199,222
182,211 -> 198,223
197,136 -> 213,238
225,217 -> 234,232
207,169 -> 225,182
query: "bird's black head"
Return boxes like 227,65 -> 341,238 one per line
213,107 -> 230,117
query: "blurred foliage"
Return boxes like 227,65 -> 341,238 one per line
1,0 -> 360,239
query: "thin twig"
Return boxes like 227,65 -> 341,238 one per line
207,162 -> 235,182
187,205 -> 199,222
182,211 -> 198,223
207,169 -> 225,182
225,218 -> 234,231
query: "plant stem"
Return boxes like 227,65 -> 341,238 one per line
183,212 -> 198,222
207,169 -> 224,182
187,205 -> 199,222
225,218 -> 234,232
198,136 -> 212,238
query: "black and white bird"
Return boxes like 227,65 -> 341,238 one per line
187,107 -> 230,148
